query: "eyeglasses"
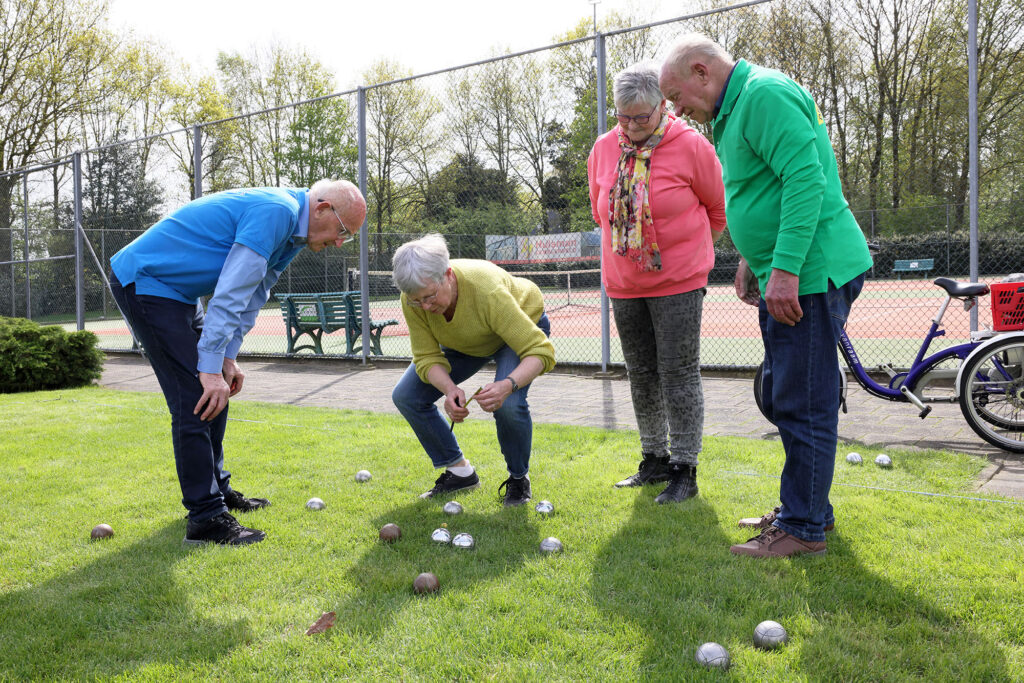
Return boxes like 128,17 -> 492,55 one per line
408,287 -> 440,309
614,104 -> 659,126
319,198 -> 357,245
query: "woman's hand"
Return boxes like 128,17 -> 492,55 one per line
476,379 -> 514,413
444,387 -> 469,423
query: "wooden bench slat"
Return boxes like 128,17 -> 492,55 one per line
276,291 -> 398,355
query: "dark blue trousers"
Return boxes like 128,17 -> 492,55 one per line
110,273 -> 231,522
758,274 -> 864,542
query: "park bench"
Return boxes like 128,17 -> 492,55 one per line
893,258 -> 934,279
276,291 -> 398,355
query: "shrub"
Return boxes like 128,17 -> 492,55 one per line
0,317 -> 104,393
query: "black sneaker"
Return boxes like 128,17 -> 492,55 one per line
223,489 -> 271,512
498,475 -> 532,507
184,512 -> 266,546
654,464 -> 699,504
614,456 -> 671,488
419,469 -> 480,499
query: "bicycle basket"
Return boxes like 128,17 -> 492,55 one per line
990,281 -> 1024,331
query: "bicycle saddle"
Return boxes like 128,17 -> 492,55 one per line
933,277 -> 990,297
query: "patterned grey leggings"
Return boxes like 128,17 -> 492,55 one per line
611,289 -> 704,466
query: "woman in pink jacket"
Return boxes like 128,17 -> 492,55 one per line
587,63 -> 726,503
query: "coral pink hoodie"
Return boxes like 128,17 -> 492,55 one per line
588,114 -> 726,298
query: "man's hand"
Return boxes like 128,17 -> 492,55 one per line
734,258 -> 760,306
195,371 -> 230,421
222,358 -> 245,397
476,379 -> 514,413
444,387 -> 469,424
764,268 -> 803,325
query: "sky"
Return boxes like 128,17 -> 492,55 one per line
107,0 -> 672,88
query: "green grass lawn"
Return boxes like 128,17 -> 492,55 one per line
1,388 -> 1022,681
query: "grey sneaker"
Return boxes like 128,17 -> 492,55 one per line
738,507 -> 834,533
184,512 -> 265,546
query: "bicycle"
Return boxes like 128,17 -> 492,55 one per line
753,277 -> 1024,454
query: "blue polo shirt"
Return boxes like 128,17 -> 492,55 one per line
111,187 -> 310,372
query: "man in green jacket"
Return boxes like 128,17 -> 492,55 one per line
660,34 -> 872,558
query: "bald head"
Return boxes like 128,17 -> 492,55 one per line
307,179 -> 367,252
659,33 -> 735,124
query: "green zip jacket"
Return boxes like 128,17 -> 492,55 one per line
712,60 -> 872,294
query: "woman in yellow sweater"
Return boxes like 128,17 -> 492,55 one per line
390,234 -> 556,506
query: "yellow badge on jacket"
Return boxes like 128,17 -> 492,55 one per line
815,103 -> 824,125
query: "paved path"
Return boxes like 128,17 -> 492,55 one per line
99,354 -> 1024,498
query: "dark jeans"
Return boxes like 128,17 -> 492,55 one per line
110,273 -> 232,522
391,314 -> 551,478
611,290 -> 705,465
758,274 -> 865,542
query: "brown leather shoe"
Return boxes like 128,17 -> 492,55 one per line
738,507 -> 834,532
730,526 -> 826,558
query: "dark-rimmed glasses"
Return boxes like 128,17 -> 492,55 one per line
614,104 -> 658,126
319,198 -> 357,246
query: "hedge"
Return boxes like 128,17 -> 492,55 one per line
0,317 -> 104,393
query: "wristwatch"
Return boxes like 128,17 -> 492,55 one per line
506,376 -> 520,393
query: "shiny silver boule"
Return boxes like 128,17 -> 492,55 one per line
846,452 -> 862,464
534,500 -> 554,514
875,453 -> 893,468
539,537 -> 563,553
305,497 -> 326,510
355,470 -> 372,482
451,532 -> 475,549
430,528 -> 451,544
442,501 -> 463,515
695,642 -> 730,670
753,620 -> 789,650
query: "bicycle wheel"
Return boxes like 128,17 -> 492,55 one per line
958,336 -> 1024,453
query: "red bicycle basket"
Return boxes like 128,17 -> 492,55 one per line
991,281 -> 1024,331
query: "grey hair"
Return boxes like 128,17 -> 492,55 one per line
309,178 -> 362,210
664,33 -> 733,73
613,62 -> 663,109
392,233 -> 450,294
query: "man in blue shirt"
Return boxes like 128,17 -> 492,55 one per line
109,179 -> 366,546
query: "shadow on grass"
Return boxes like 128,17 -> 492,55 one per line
330,496 -> 541,637
0,522 -> 252,679
591,491 -> 1010,679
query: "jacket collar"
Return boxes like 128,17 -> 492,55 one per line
713,58 -> 751,130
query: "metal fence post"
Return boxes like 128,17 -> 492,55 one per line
73,152 -> 84,330
358,86 -> 370,365
595,32 -> 610,372
968,0 -> 980,331
193,125 -> 203,199
23,174 -> 30,317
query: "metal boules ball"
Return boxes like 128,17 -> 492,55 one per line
753,620 -> 789,650
442,501 -> 463,515
695,642 -> 731,670
90,523 -> 114,540
451,533 -> 475,549
430,528 -> 451,544
539,537 -> 563,553
306,497 -> 326,510
875,453 -> 893,468
379,523 -> 402,543
413,572 -> 439,594
534,500 -> 554,514
846,452 -> 862,464
355,470 -> 372,482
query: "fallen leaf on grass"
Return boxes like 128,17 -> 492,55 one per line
304,611 -> 336,635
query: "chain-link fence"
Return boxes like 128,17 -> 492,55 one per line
1,0 -> 1020,373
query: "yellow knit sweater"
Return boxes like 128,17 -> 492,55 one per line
402,259 -> 556,383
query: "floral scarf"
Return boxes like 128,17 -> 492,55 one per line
609,111 -> 670,272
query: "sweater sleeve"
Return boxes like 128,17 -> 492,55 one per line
486,288 -> 556,375
744,84 -> 826,276
404,299 -> 451,383
688,132 -> 727,234
587,144 -> 604,227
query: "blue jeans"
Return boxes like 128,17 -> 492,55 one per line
391,314 -> 551,478
110,273 -> 232,522
758,274 -> 865,542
